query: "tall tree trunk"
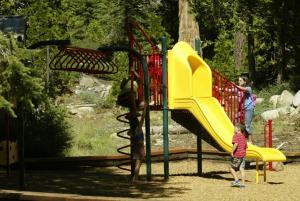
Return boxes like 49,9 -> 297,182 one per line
276,0 -> 287,84
234,31 -> 246,69
247,31 -> 256,82
178,0 -> 199,49
247,2 -> 256,83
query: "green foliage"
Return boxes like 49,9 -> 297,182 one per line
289,68 -> 300,92
0,33 -> 72,157
158,0 -> 179,43
190,0 -> 300,86
0,33 -> 44,116
24,103 -> 71,157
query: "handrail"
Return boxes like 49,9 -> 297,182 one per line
211,69 -> 245,125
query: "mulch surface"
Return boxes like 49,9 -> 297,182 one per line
0,159 -> 299,201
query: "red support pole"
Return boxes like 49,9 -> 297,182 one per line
268,120 -> 273,171
264,122 -> 267,147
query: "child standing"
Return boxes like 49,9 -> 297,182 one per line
230,123 -> 247,188
237,76 -> 254,143
128,101 -> 147,184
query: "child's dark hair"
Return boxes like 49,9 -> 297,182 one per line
235,123 -> 246,133
129,116 -> 139,130
239,76 -> 253,87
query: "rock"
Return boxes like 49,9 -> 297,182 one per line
261,110 -> 279,120
290,106 -> 300,116
76,74 -> 113,99
149,125 -> 189,135
269,95 -> 280,109
79,74 -> 101,88
272,162 -> 284,171
292,90 -> 300,107
69,109 -> 78,115
256,98 -> 264,105
278,90 -> 294,107
70,106 -> 95,116
99,85 -> 112,98
154,138 -> 163,146
276,107 -> 290,115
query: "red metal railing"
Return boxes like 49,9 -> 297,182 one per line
146,54 -> 163,109
212,69 -> 245,125
129,22 -> 163,110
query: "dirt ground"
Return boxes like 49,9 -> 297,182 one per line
0,159 -> 299,201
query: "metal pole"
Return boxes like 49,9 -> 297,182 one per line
19,108 -> 25,190
269,120 -> 273,171
195,38 -> 202,176
141,57 -> 151,181
5,113 -> 10,176
46,46 -> 50,93
195,38 -> 203,58
197,132 -> 202,176
162,36 -> 169,180
128,26 -> 135,179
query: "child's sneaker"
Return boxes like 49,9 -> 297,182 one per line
231,180 -> 241,187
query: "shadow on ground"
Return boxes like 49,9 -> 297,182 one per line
0,167 -> 189,199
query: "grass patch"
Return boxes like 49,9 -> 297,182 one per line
64,108 -> 130,156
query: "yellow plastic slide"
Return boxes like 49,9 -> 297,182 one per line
168,41 -> 286,162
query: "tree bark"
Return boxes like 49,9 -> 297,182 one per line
247,31 -> 256,82
276,0 -> 287,84
178,0 -> 199,48
234,31 -> 245,69
247,2 -> 256,83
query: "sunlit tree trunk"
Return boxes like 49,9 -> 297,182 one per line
247,1 -> 256,83
275,0 -> 287,84
234,31 -> 246,69
178,0 -> 199,48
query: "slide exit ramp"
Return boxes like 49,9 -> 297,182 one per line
167,41 -> 286,162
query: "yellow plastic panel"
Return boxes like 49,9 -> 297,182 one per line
188,55 -> 212,98
168,41 -> 212,106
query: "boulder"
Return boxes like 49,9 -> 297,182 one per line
292,90 -> 300,107
276,107 -> 291,115
278,90 -> 294,107
272,162 -> 284,171
256,97 -> 264,105
149,125 -> 189,135
290,106 -> 300,116
261,110 -> 280,120
269,95 -> 280,109
69,106 -> 95,116
79,74 -> 101,88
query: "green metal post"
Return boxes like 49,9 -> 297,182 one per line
195,38 -> 203,57
195,38 -> 203,176
141,57 -> 152,181
19,108 -> 25,190
162,36 -> 169,179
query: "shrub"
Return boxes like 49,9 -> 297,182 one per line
23,103 -> 71,157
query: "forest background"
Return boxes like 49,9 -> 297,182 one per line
0,0 -> 299,157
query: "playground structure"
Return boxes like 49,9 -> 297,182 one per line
119,24 -> 286,182
1,22 -> 287,188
